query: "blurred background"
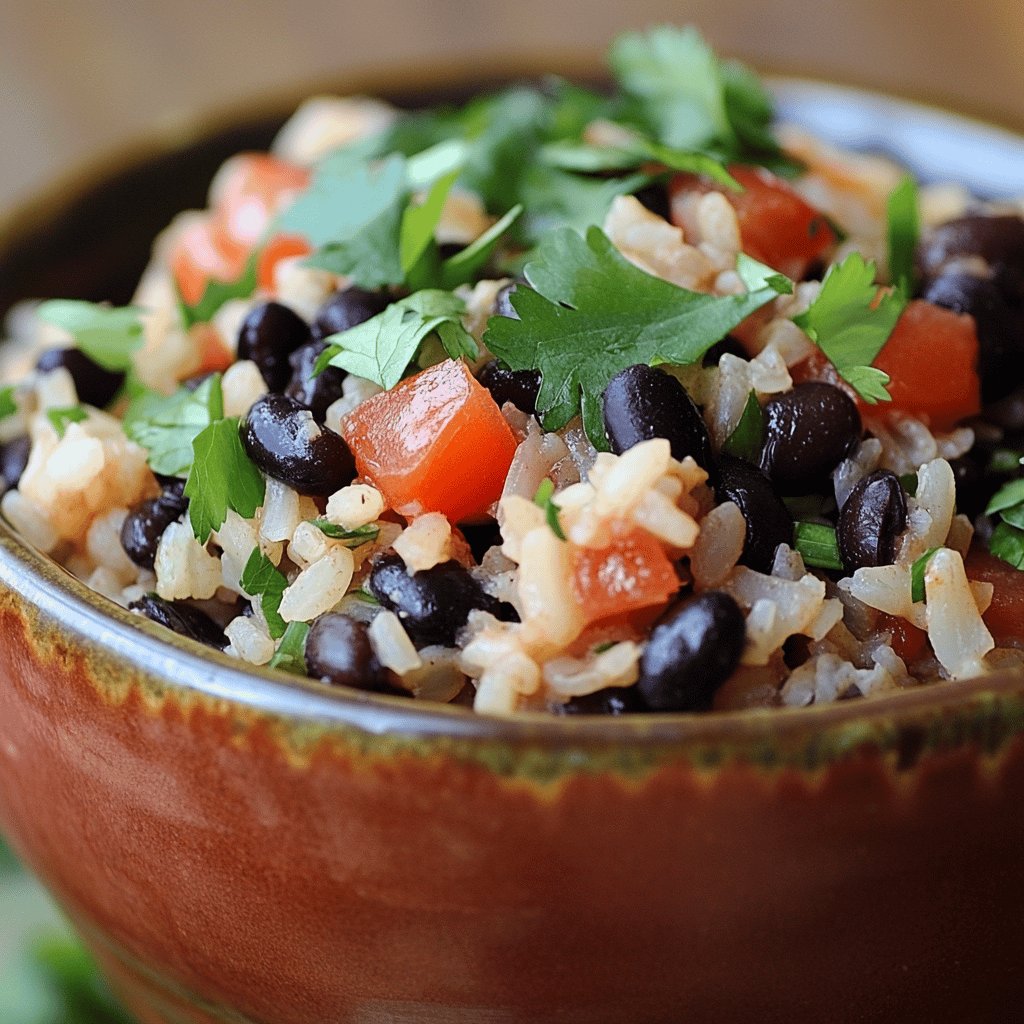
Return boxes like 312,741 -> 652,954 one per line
0,0 -> 1023,209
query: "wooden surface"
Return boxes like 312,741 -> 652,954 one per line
0,0 -> 1022,210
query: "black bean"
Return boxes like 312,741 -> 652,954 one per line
236,301 -> 311,392
553,685 -> 646,715
636,592 -> 746,711
477,360 -> 541,414
310,287 -> 391,342
305,613 -> 393,692
120,483 -> 190,570
837,469 -> 907,573
919,214 -> 1024,302
602,364 -> 713,470
493,281 -> 521,320
0,435 -> 31,492
921,272 -> 1022,403
368,552 -> 517,648
759,382 -> 861,493
128,595 -> 228,650
36,347 -> 123,408
241,393 -> 355,496
284,340 -> 347,423
633,182 -> 671,221
458,520 -> 504,564
714,454 -> 793,573
702,335 -> 746,367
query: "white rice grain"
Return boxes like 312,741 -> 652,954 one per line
221,360 -> 268,418
691,501 -> 746,587
925,548 -> 994,679
325,483 -> 385,530
368,609 -> 422,674
392,512 -> 452,572
155,522 -> 222,600
224,615 -> 275,665
278,546 -> 354,622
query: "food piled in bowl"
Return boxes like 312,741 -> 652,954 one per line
2,27 -> 1022,716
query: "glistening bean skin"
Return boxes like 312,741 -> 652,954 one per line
129,595 -> 228,650
241,393 -> 355,496
0,435 -> 30,492
602,364 -> 713,470
236,301 -> 311,392
919,215 -> 1024,302
477,360 -> 541,414
305,613 -> 394,692
714,454 -> 793,573
837,469 -> 907,573
368,552 -> 517,648
284,340 -> 347,423
120,480 -> 189,570
637,592 -> 746,711
759,382 -> 861,493
36,347 -> 123,408
310,287 -> 391,341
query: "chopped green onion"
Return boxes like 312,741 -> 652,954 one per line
533,478 -> 566,541
793,521 -> 843,571
910,547 -> 940,603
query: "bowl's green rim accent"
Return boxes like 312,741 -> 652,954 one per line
1,65 -> 1023,775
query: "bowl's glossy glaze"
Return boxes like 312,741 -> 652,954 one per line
1,76 -> 1024,1024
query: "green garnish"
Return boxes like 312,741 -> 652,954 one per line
989,521 -> 1024,570
45,406 -> 88,438
985,477 -> 1024,529
721,391 -> 764,462
793,521 -> 843,571
910,547 -> 940,603
240,548 -> 288,639
268,620 -> 310,674
899,472 -> 918,497
793,252 -> 906,404
122,374 -> 223,476
184,418 -> 265,543
316,290 -> 477,390
310,519 -> 380,546
485,226 -> 790,448
988,448 -> 1024,476
886,175 -> 919,294
533,478 -> 566,541
36,300 -> 144,373
608,26 -> 794,171
0,386 -> 17,421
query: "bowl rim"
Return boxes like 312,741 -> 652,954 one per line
2,68 -> 1024,753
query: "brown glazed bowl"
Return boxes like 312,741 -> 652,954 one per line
2,72 -> 1024,1024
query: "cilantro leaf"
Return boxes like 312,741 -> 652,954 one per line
517,164 -> 653,247
533,478 -> 566,540
310,519 -> 380,546
886,175 -> 920,293
321,290 -> 477,390
792,252 -> 906,404
0,386 -> 17,421
485,225 -> 789,447
540,137 -> 739,190
268,620 -> 310,674
184,418 -> 265,543
985,477 -> 1024,529
400,169 -> 460,288
721,391 -> 764,462
123,374 -> 223,476
45,406 -> 88,438
990,520 -> 1024,570
36,300 -> 144,373
439,204 -> 522,289
792,521 -> 843,571
910,546 -> 941,603
294,155 -> 408,288
240,548 -> 288,639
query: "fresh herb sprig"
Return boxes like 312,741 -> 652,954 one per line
36,300 -> 145,373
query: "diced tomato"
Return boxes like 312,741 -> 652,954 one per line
343,360 -> 518,523
210,154 -> 310,250
869,299 -> 981,430
876,612 -> 929,664
256,234 -> 312,293
169,215 -> 248,307
571,530 -> 680,628
670,164 -> 837,279
192,323 -> 234,375
965,546 -> 1024,645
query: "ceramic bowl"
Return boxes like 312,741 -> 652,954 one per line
1,74 -> 1024,1024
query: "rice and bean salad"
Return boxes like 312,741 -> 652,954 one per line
3,27 -> 1024,715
